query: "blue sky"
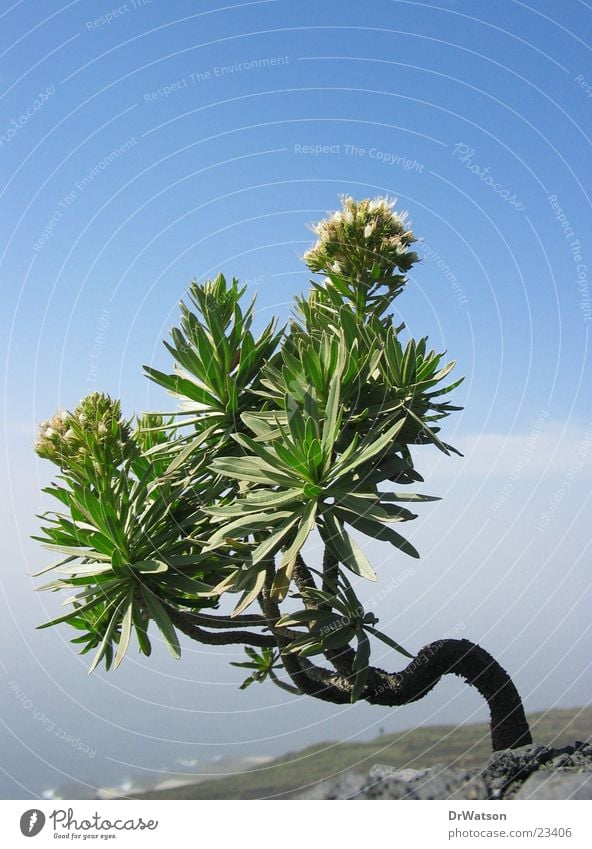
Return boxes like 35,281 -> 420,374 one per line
1,0 -> 591,799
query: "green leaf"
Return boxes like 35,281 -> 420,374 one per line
113,595 -> 134,669
143,366 -> 221,408
333,418 -> 406,480
31,555 -> 77,577
235,488 -> 306,512
322,625 -> 356,650
240,411 -> 279,439
285,502 -> 318,558
403,405 -> 451,455
321,366 -> 342,460
111,547 -> 131,578
231,568 -> 267,617
272,502 -> 318,599
285,395 -> 306,444
59,579 -> 123,606
156,574 -> 212,596
320,512 -> 377,581
424,375 -> 464,399
379,491 -> 440,503
142,591 -> 181,659
276,609 -> 342,628
273,439 -> 310,481
251,514 -> 301,565
39,544 -> 110,561
133,604 -> 152,656
88,595 -> 128,674
336,511 -> 420,559
285,637 -> 325,657
232,432 -> 297,476
306,438 -> 324,475
164,425 -> 218,475
56,564 -> 114,577
205,510 -> 294,550
301,345 -> 324,392
37,596 -> 106,629
365,625 -> 414,659
209,457 -> 298,487
336,493 -> 416,523
70,492 -> 109,535
401,339 -> 417,385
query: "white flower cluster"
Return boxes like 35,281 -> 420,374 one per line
303,195 -> 417,284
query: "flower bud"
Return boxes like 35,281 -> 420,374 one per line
35,392 -> 135,471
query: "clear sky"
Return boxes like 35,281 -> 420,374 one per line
1,0 -> 591,799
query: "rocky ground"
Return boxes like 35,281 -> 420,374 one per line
295,741 -> 592,800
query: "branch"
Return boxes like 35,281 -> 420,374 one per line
257,561 -> 351,701
293,553 -> 317,592
299,548 -> 355,678
187,611 -> 269,629
294,656 -> 351,702
165,606 -> 275,648
322,546 -> 338,600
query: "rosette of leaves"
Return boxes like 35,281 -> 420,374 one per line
34,400 -> 229,672
201,330 -> 448,619
230,647 -> 298,693
261,298 -> 461,457
142,273 -> 284,477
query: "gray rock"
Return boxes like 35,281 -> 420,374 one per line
361,767 -> 489,800
295,764 -> 489,800
540,742 -> 592,772
368,764 -> 435,783
516,771 -> 592,800
296,771 -> 367,799
293,740 -> 592,800
480,744 -> 557,798
477,742 -> 592,797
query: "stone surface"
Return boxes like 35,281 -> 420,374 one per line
293,741 -> 592,800
516,771 -> 592,800
296,771 -> 367,800
368,764 -> 434,783
480,743 -> 559,799
361,767 -> 490,800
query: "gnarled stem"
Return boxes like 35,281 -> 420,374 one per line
173,559 -> 532,751
272,638 -> 532,751
366,639 -> 532,751
292,552 -> 532,750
